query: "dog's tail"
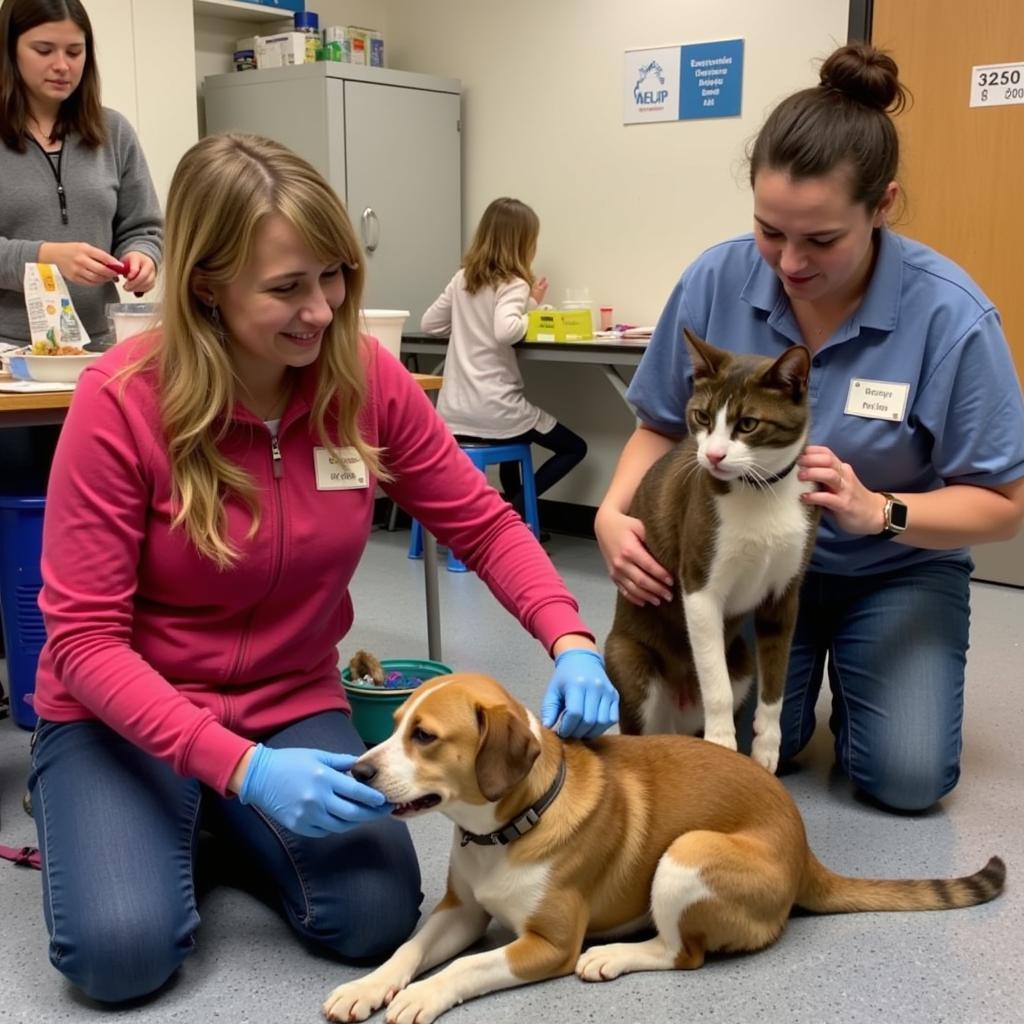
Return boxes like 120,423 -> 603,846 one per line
796,851 -> 1005,914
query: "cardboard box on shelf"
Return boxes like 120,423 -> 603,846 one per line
347,25 -> 370,65
255,31 -> 308,68
322,25 -> 351,62
369,31 -> 384,67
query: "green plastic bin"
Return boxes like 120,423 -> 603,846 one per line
341,658 -> 452,746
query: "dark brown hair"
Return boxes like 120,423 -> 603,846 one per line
462,197 -> 539,295
749,43 -> 909,210
0,0 -> 105,151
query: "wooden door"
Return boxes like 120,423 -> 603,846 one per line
872,0 -> 1024,586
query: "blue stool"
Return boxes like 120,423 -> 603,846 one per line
409,442 -> 540,572
0,495 -> 46,730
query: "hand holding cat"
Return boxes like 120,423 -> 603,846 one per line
798,445 -> 886,535
594,508 -> 674,606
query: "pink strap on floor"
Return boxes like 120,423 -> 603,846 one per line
0,844 -> 41,869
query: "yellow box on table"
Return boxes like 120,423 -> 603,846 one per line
526,308 -> 594,342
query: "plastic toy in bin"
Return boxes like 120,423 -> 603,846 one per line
341,650 -> 452,745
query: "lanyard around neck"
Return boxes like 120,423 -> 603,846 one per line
29,135 -> 68,226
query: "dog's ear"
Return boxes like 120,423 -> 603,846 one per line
474,704 -> 541,802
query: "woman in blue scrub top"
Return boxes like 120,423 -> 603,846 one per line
596,43 -> 1024,812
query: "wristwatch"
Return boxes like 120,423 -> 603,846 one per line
879,492 -> 909,538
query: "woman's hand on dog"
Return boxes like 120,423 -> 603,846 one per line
237,744 -> 392,837
542,645 -> 619,739
595,507 -> 674,606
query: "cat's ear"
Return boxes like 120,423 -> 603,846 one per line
684,329 -> 730,381
761,345 -> 811,400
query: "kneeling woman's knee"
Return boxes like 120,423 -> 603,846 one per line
53,907 -> 195,1003
304,822 -> 423,962
852,757 -> 961,813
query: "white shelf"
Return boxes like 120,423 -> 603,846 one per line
192,0 -> 297,24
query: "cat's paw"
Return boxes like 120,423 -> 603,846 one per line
751,734 -> 780,773
702,725 -> 738,751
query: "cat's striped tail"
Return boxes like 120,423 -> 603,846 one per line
796,852 -> 1006,914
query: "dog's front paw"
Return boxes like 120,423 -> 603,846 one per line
750,733 -> 780,774
385,978 -> 453,1024
324,976 -> 400,1022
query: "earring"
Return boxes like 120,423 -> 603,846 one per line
209,303 -> 221,328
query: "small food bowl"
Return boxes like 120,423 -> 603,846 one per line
341,658 -> 452,746
106,302 -> 159,344
8,348 -> 102,384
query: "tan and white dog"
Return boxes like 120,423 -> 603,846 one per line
323,674 -> 1004,1024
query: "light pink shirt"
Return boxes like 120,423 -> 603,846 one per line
421,268 -> 557,437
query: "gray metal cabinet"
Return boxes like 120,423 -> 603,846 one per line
203,63 -> 461,324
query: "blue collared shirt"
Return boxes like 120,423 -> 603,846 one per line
627,228 -> 1024,575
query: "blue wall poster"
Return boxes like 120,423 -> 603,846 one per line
623,39 -> 744,124
680,39 -> 744,119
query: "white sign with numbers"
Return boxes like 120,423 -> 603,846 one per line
970,62 -> 1024,107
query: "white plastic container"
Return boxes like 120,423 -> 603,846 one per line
106,303 -> 159,344
360,309 -> 409,360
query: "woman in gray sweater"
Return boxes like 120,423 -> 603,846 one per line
0,0 -> 162,349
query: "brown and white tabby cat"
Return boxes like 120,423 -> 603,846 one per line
605,330 -> 820,772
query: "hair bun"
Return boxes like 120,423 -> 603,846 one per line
820,43 -> 907,113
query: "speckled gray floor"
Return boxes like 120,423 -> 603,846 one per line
1,529 -> 1021,1024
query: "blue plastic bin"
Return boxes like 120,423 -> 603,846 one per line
0,496 -> 46,729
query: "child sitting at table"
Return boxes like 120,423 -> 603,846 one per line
421,197 -> 587,522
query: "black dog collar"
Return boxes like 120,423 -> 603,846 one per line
460,758 -> 566,847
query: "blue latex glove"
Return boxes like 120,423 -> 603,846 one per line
238,744 -> 391,837
541,648 -> 619,739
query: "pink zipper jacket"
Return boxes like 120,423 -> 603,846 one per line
34,335 -> 592,794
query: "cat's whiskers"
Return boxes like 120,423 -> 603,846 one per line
740,461 -> 783,495
678,455 -> 705,491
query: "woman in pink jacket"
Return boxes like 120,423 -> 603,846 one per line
28,132 -> 618,1004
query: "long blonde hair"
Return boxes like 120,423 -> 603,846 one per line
461,197 -> 539,295
124,132 -> 385,567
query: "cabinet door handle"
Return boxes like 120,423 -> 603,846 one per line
361,207 -> 380,253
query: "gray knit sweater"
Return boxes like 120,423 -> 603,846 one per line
0,107 -> 162,346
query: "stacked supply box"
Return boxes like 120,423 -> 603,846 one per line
321,25 -> 384,66
255,32 -> 308,68
526,309 -> 594,342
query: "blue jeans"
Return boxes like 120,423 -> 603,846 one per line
28,710 -> 422,1003
780,558 -> 971,812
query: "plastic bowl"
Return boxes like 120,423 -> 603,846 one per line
341,658 -> 452,745
8,348 -> 102,383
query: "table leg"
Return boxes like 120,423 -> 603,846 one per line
601,364 -> 633,404
422,529 -> 442,662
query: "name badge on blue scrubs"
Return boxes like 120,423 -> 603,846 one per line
845,379 -> 909,422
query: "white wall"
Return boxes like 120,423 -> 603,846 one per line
382,0 -> 849,325
378,0 -> 849,505
88,0 -> 198,208
313,0 -> 390,36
